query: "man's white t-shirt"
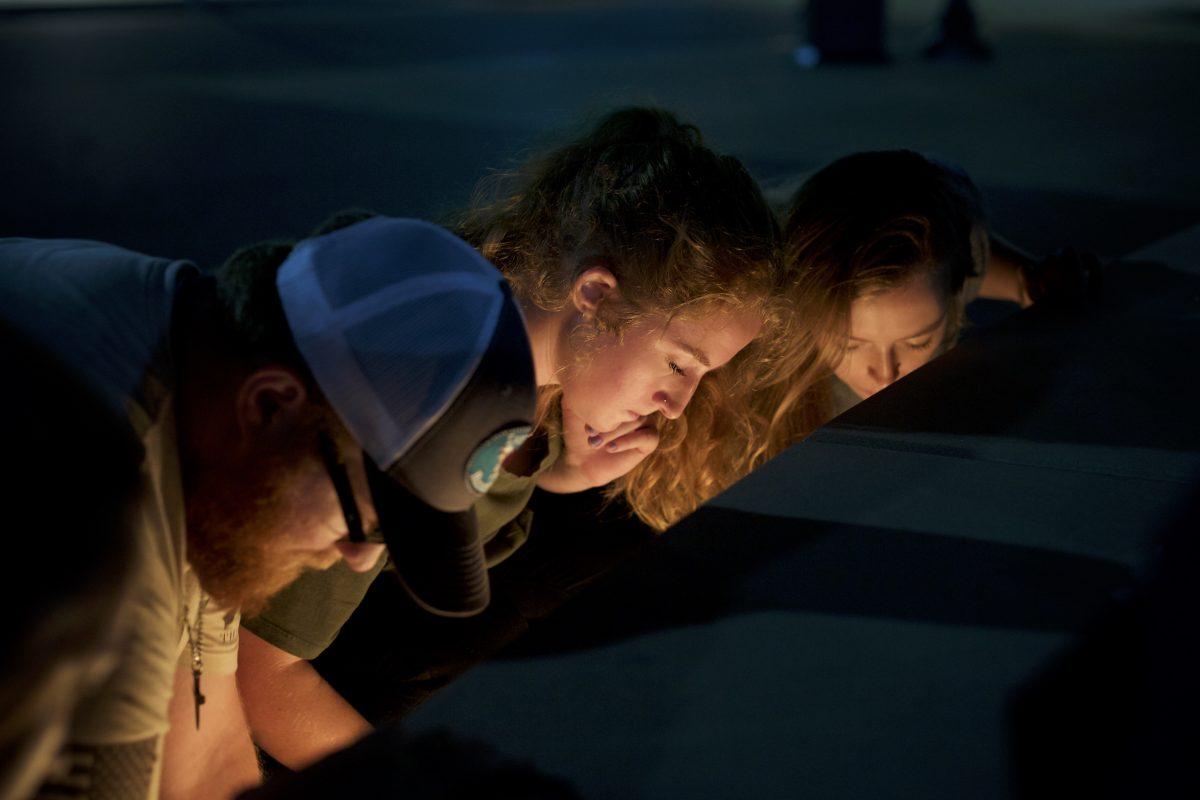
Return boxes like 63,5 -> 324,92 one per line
0,238 -> 239,797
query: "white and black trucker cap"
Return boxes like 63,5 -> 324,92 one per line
276,217 -> 536,617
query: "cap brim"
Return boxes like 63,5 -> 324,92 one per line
365,456 -> 490,617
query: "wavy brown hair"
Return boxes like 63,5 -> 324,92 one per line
456,107 -> 784,530
758,150 -> 987,462
629,151 -> 990,528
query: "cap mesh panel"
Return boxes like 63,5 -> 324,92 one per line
342,289 -> 495,454
315,219 -> 494,311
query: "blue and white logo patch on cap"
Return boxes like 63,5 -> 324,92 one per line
466,424 -> 533,494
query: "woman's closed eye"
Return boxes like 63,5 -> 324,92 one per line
667,359 -> 686,377
906,338 -> 934,351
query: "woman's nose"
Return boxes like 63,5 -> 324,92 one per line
654,376 -> 701,419
653,389 -> 683,419
867,348 -> 900,388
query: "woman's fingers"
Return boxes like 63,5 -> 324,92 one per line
603,424 -> 660,455
577,425 -> 660,487
587,416 -> 651,448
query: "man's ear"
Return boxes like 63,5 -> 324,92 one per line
234,366 -> 309,439
571,266 -> 620,320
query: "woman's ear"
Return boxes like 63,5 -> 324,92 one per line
571,266 -> 620,319
234,366 -> 310,439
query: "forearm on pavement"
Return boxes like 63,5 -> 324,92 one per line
237,628 -> 372,770
979,234 -> 1036,306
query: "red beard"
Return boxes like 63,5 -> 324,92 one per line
184,425 -> 339,617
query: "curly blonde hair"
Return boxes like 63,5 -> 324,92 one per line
455,107 -> 783,530
627,151 -> 990,528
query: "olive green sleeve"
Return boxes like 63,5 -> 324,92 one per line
242,433 -> 561,660
242,557 -> 388,660
480,432 -> 562,567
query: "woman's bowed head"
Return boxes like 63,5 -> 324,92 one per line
458,107 -> 785,511
520,266 -> 763,495
782,150 -> 993,403
631,150 -> 1054,529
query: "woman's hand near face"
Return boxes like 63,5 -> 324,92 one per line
536,406 -> 660,494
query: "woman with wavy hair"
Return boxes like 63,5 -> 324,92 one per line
775,150 -> 1035,416
237,106 -> 787,768
458,106 -> 786,512
626,149 -> 1071,529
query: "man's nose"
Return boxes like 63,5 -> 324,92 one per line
337,541 -> 387,573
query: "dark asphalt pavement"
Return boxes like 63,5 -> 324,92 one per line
3,1 -> 1198,266
5,2 -> 1199,798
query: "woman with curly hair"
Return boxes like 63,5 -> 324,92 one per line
458,106 -> 787,510
236,106 -> 787,769
627,149 -> 1060,528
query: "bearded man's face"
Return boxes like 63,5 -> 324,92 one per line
184,415 -> 382,616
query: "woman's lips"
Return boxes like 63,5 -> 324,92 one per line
587,414 -> 644,436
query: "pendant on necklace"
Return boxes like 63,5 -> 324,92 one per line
192,668 -> 205,730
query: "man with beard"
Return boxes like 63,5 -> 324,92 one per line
0,216 -> 536,800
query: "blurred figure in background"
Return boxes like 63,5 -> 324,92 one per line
794,0 -> 992,67
0,323 -> 140,800
925,0 -> 993,61
1011,486 -> 1200,799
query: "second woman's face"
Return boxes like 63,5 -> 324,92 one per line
834,272 -> 950,401
560,306 -> 762,439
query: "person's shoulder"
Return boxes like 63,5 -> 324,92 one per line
1,236 -> 183,274
0,237 -> 197,415
0,236 -> 195,302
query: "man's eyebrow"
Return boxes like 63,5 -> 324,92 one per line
669,338 -> 711,368
848,314 -> 947,343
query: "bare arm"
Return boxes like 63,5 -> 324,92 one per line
160,663 -> 261,800
978,234 -> 1036,307
237,628 -> 372,771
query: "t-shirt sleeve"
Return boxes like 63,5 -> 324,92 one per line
0,238 -> 195,418
198,605 -> 240,677
243,435 -> 563,660
480,432 -> 563,567
242,557 -> 388,660
69,482 -> 181,746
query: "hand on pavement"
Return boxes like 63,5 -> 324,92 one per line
1022,247 -> 1102,306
